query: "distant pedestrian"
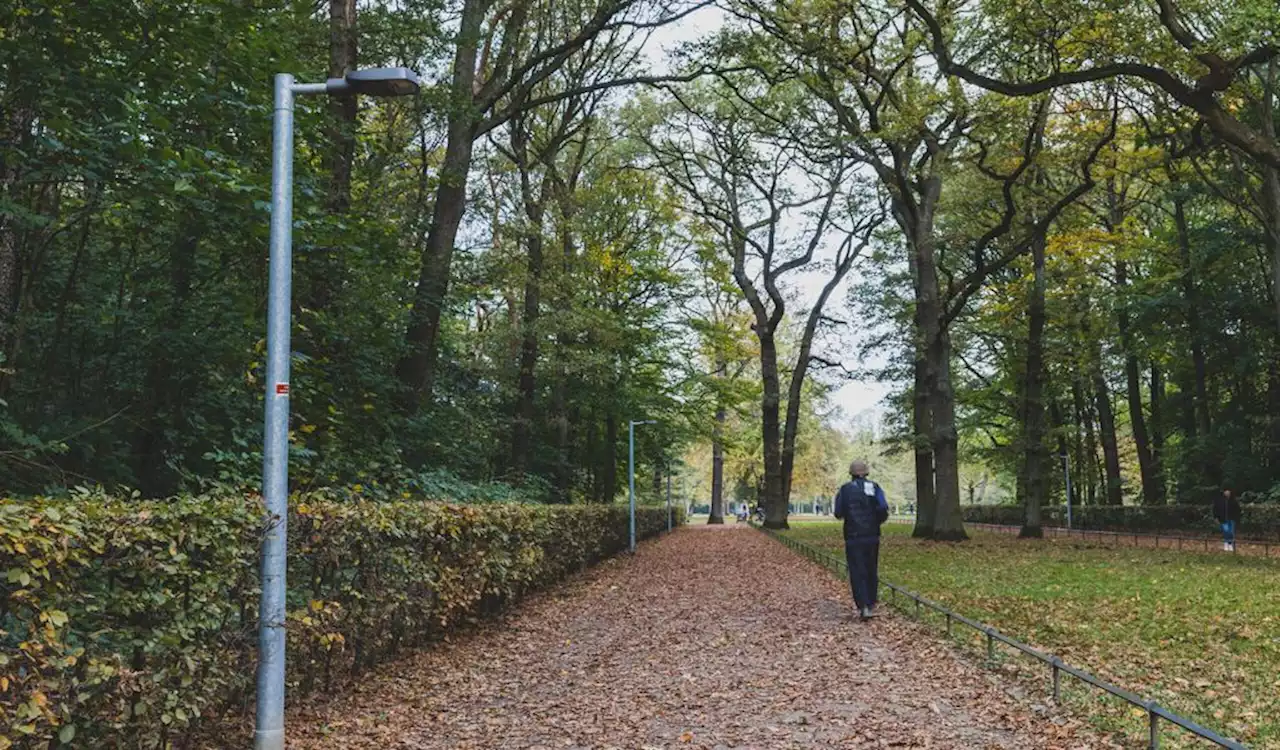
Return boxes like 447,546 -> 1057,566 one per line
1213,488 -> 1242,552
833,460 -> 889,620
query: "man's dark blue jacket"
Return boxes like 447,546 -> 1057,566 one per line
834,477 -> 889,541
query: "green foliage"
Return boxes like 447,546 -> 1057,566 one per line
0,493 -> 680,747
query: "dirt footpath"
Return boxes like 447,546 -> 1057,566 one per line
288,525 -> 1096,749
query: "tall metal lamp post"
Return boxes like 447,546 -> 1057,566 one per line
256,67 -> 419,750
628,419 -> 656,552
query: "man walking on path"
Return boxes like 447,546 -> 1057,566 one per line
1213,488 -> 1242,552
834,460 -> 889,620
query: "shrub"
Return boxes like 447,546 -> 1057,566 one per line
0,493 -> 680,748
960,503 -> 1280,539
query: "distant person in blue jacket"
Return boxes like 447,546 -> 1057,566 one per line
833,460 -> 889,620
1213,488 -> 1241,552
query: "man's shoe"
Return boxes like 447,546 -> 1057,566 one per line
859,606 -> 873,620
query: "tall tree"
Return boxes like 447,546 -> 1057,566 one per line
396,0 -> 710,405
641,81 -> 878,528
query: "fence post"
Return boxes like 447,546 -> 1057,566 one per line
945,612 -> 952,636
1148,705 -> 1159,749
986,629 -> 995,662
1051,659 -> 1061,703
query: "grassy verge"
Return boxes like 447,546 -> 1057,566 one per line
781,521 -> 1280,748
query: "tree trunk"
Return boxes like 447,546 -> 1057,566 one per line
45,211 -> 96,375
1094,369 -> 1123,505
908,195 -> 964,539
901,204 -> 938,538
1269,363 -> 1280,473
550,378 -> 569,501
325,0 -> 358,214
1150,361 -> 1166,503
780,241 -> 860,505
132,220 -> 201,495
509,147 -> 550,476
305,0 -> 359,317
510,221 -> 543,476
906,181 -> 962,540
0,104 -> 31,393
709,400 -> 726,525
928,327 -> 967,539
1174,197 -> 1213,447
1050,398 -> 1075,506
550,193 -> 576,503
587,415 -> 600,502
1117,259 -> 1160,505
911,363 -> 935,536
1264,165 -> 1280,334
603,411 -> 618,502
1260,60 -> 1280,332
397,0 -> 487,405
1073,379 -> 1098,505
1020,236 -> 1049,537
759,333 -> 787,529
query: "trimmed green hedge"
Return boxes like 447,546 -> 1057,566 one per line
960,503 -> 1280,539
0,494 -> 681,748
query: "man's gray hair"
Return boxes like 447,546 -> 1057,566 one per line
849,460 -> 869,477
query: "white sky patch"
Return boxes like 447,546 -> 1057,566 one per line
641,11 -> 896,431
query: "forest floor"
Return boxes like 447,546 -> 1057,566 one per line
286,524 -> 1100,749
784,522 -> 1280,748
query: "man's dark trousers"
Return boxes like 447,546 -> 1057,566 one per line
844,537 -> 880,609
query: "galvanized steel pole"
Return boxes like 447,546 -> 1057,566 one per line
255,69 -> 417,750
255,72 -> 296,750
628,422 -> 637,552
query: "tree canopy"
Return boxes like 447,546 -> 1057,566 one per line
2,0 -> 1277,530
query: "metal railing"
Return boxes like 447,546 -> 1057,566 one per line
757,526 -> 1249,750
957,521 -> 1277,559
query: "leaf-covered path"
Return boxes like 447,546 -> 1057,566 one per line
289,525 -> 1091,749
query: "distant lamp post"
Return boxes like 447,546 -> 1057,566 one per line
256,67 -> 419,750
628,419 -> 656,552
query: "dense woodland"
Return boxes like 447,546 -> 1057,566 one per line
2,0 -> 1279,535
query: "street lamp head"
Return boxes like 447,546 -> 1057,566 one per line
327,67 -> 421,97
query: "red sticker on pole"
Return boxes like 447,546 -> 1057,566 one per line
275,383 -> 290,395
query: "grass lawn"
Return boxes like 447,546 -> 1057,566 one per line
781,521 -> 1280,748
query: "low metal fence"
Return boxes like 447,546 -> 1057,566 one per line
757,525 -> 1249,750
958,521 -> 1278,559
